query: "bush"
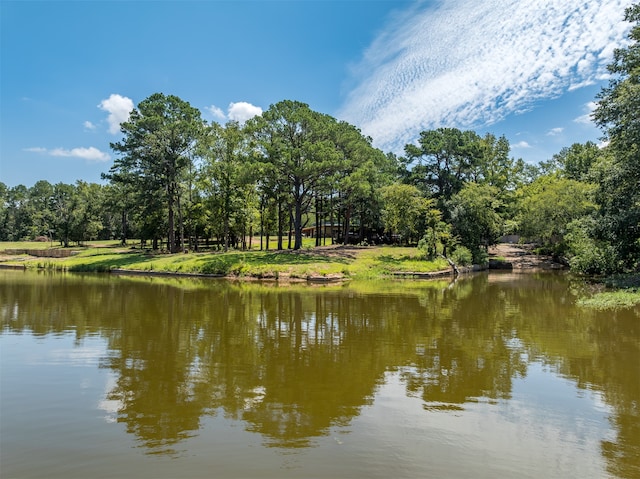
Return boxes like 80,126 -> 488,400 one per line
566,218 -> 620,275
450,246 -> 473,266
569,244 -> 619,275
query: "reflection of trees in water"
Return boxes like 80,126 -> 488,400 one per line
1,271 -> 638,475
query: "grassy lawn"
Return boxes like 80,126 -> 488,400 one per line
0,240 -> 450,280
0,240 -> 122,250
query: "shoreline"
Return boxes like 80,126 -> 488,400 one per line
0,243 -> 567,282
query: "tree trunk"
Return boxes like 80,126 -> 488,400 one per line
315,196 -> 321,247
223,215 -> 229,252
277,201 -> 283,251
168,182 -> 176,253
260,203 -> 264,251
294,199 -> 303,250
288,206 -> 293,250
343,204 -> 351,245
359,204 -> 365,243
120,209 -> 127,246
336,192 -> 342,244
241,222 -> 246,250
177,191 -> 185,252
329,194 -> 334,245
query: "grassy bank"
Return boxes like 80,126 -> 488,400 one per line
577,290 -> 640,310
576,274 -> 640,311
0,241 -> 451,281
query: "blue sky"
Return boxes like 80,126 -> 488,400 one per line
0,0 -> 634,187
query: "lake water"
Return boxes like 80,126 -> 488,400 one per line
1,270 -> 639,478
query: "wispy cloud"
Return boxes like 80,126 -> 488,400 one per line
206,101 -> 263,124
207,105 -> 227,121
99,94 -> 134,134
25,146 -> 110,162
547,127 -> 564,136
84,121 -> 96,130
513,141 -> 532,149
338,0 -> 633,152
574,101 -> 598,125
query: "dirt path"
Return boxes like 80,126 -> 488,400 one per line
489,243 -> 565,270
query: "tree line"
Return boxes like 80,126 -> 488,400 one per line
2,3 -> 638,274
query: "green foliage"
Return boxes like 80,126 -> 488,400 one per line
538,142 -> 601,181
557,142 -> 601,181
381,183 -> 433,244
108,93 -> 204,253
516,174 -> 597,254
250,100 -> 342,250
589,3 -> 640,271
565,218 -> 620,275
450,246 -> 473,266
449,183 -> 504,262
594,4 -> 640,151
417,209 -> 451,260
199,121 -> 255,251
330,120 -> 393,245
576,290 -> 640,310
403,127 -> 483,207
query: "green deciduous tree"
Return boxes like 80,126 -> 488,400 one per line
381,183 -> 432,245
591,3 -> 640,269
449,183 -> 504,262
516,175 -> 597,254
554,142 -> 601,181
417,207 -> 451,260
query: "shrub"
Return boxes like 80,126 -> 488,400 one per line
569,244 -> 619,275
450,246 -> 473,266
566,218 -> 620,275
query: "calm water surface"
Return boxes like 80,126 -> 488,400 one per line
1,270 -> 639,478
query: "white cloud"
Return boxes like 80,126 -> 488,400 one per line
84,120 -> 96,130
228,102 -> 263,123
99,94 -> 134,134
513,141 -> 532,149
205,101 -> 263,124
547,127 -> 564,136
338,0 -> 633,152
25,146 -> 110,162
207,105 -> 226,121
574,101 -> 598,125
